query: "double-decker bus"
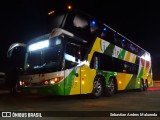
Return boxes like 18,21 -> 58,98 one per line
7,9 -> 153,98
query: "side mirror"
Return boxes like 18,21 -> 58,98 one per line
7,43 -> 26,58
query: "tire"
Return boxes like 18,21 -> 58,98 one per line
143,80 -> 148,91
105,77 -> 116,96
92,76 -> 104,98
139,79 -> 144,91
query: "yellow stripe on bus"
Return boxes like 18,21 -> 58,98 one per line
88,37 -> 101,62
117,73 -> 133,90
125,51 -> 131,62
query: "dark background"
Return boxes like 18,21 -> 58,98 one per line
0,0 -> 160,80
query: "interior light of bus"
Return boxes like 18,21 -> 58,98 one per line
28,40 -> 49,51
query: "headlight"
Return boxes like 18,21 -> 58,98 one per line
19,81 -> 25,86
50,77 -> 64,85
43,77 -> 64,85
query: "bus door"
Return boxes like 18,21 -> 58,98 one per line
64,43 -> 81,95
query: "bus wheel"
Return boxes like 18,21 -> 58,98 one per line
92,76 -> 103,98
106,77 -> 116,96
139,79 -> 144,91
143,80 -> 148,91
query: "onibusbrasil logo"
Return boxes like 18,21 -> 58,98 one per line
1,112 -> 42,117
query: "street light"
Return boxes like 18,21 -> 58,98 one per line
67,5 -> 72,10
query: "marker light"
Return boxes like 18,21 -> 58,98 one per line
119,81 -> 122,84
122,39 -> 125,42
48,11 -> 54,15
103,27 -> 107,31
28,40 -> 49,51
91,20 -> 96,26
81,81 -> 85,85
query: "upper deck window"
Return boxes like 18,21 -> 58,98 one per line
73,15 -> 88,29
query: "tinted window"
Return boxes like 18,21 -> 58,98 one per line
90,52 -> 139,74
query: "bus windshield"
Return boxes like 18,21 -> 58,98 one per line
25,37 -> 64,74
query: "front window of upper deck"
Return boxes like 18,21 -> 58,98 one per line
25,36 -> 64,74
63,10 -> 101,47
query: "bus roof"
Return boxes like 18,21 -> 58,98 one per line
103,23 -> 148,53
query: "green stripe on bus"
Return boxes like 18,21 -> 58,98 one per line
125,75 -> 138,89
118,49 -> 126,60
138,68 -> 143,79
104,43 -> 115,56
64,69 -> 76,95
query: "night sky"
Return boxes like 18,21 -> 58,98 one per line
0,0 -> 160,79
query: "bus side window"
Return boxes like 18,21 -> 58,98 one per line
113,34 -> 121,47
121,39 -> 126,49
100,27 -> 114,43
93,56 -> 98,69
129,44 -> 135,53
90,55 -> 98,69
132,64 -> 138,74
135,47 -> 139,54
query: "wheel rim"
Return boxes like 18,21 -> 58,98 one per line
140,80 -> 144,91
94,78 -> 102,96
109,78 -> 115,94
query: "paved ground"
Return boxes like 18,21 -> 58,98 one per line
0,81 -> 160,120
